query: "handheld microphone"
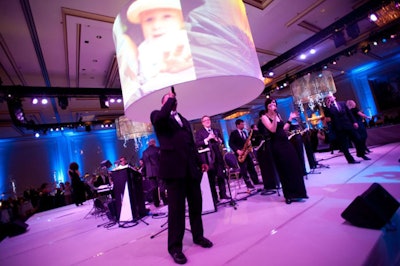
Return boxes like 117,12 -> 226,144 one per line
171,86 -> 176,96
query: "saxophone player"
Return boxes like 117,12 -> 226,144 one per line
228,119 -> 260,189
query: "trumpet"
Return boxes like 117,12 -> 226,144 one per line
238,129 -> 253,163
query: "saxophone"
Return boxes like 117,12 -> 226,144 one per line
238,129 -> 253,163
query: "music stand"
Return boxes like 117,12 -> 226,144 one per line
150,212 -> 191,239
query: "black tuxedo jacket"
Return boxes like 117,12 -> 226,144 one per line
142,145 -> 160,178
195,127 -> 223,149
150,97 -> 203,180
229,129 -> 246,155
195,127 -> 224,167
324,101 -> 356,131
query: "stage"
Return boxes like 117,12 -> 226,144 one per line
1,142 -> 400,266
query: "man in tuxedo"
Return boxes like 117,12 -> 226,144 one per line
228,119 -> 259,189
142,138 -> 168,207
323,94 -> 370,164
195,115 -> 230,205
150,92 -> 213,265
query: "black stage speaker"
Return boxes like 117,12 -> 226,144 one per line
7,220 -> 29,237
346,22 -> 360,39
333,31 -> 346,48
341,183 -> 399,229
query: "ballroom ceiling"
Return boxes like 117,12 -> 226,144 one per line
0,0 -> 399,139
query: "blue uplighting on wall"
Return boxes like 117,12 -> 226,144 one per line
50,134 -> 69,184
0,141 -> 12,200
219,119 -> 230,151
96,130 -> 119,168
276,97 -> 294,121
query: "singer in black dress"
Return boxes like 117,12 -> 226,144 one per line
260,98 -> 308,204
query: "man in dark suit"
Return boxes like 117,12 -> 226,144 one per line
151,92 -> 213,265
195,115 -> 229,205
228,119 -> 259,189
323,94 -> 370,164
142,138 -> 168,207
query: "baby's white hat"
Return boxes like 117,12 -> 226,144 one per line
127,0 -> 182,24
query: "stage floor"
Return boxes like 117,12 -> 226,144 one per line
1,143 -> 400,266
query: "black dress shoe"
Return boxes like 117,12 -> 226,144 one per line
194,237 -> 213,248
348,160 -> 360,164
285,198 -> 292,204
170,251 -> 187,264
361,155 -> 371,160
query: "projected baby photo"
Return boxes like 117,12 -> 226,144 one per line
114,0 -> 195,105
113,0 -> 261,108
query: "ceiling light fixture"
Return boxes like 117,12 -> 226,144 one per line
361,44 -> 371,54
369,13 -> 378,22
99,95 -> 109,109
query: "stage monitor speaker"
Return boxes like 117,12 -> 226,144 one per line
346,23 -> 360,39
333,31 -> 346,48
341,183 -> 399,229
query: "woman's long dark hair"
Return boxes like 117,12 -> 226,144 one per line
264,98 -> 276,110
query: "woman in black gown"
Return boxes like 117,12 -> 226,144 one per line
68,162 -> 86,206
260,98 -> 308,204
256,110 -> 280,193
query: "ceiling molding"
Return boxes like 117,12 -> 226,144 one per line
0,34 -> 25,86
256,48 -> 280,57
21,0 -> 50,87
297,21 -> 322,33
104,55 -> 119,88
285,0 -> 326,28
75,23 -> 81,88
61,7 -> 116,88
243,0 -> 274,10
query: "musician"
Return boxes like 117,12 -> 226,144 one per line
93,166 -> 111,188
260,98 -> 308,204
323,94 -> 370,164
195,115 -> 230,204
228,119 -> 260,189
